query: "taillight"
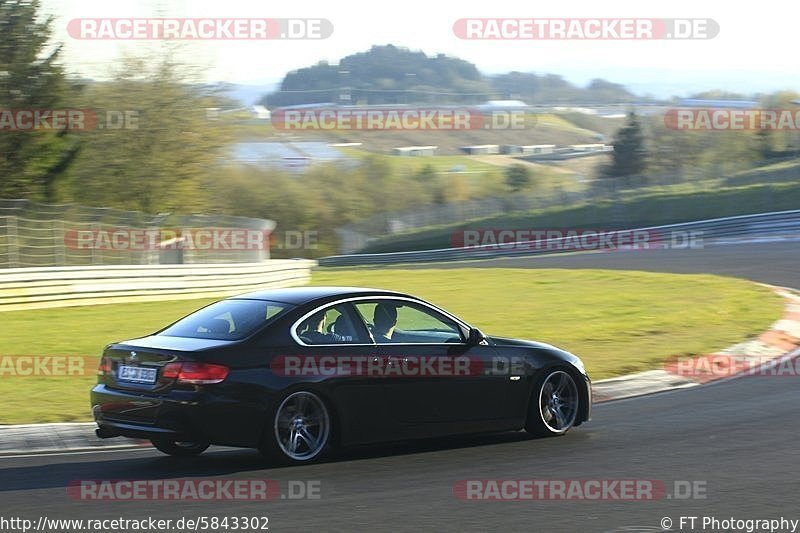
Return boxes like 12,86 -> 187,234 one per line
161,362 -> 229,385
97,356 -> 112,376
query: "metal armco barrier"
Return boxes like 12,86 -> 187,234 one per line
0,260 -> 316,312
319,210 -> 800,267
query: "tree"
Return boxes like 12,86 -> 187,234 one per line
755,128 -> 774,160
0,0 -> 76,200
61,52 -> 231,213
505,164 -> 531,192
605,111 -> 647,179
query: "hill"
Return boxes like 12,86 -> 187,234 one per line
261,45 -> 640,107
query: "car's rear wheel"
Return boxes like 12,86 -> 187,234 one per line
150,438 -> 210,457
260,391 -> 331,464
525,369 -> 580,437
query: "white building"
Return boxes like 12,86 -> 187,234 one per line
251,105 -> 271,120
393,146 -> 437,157
460,144 -> 500,155
503,144 -> 556,155
569,144 -> 610,153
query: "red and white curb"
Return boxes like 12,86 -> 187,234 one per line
593,285 -> 800,402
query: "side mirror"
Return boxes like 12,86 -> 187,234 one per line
467,328 -> 486,345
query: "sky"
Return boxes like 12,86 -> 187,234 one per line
40,0 -> 799,98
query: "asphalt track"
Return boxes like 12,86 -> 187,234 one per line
1,241 -> 798,532
397,240 -> 800,288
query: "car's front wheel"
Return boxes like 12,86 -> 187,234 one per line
260,391 -> 332,464
525,369 -> 580,437
150,439 -> 210,457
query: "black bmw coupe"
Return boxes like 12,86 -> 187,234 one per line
91,287 -> 591,464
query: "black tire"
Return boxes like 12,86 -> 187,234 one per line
259,391 -> 332,465
150,438 -> 210,457
525,368 -> 580,437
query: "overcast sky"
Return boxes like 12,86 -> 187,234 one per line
41,0 -> 799,98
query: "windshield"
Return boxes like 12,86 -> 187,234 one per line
157,299 -> 289,340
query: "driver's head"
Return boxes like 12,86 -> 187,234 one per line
373,304 -> 397,334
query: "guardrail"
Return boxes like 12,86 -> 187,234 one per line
319,210 -> 800,267
0,260 -> 316,312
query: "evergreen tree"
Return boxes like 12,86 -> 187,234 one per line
505,164 -> 531,192
0,0 -> 77,200
605,111 -> 647,178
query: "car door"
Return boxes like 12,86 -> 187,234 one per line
283,302 -> 390,446
352,298 -> 511,435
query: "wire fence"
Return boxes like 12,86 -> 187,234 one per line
336,172 -> 697,253
335,166 -> 795,253
0,199 -> 276,268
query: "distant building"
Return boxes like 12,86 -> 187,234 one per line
275,102 -> 336,110
569,144 -> 609,153
251,105 -> 271,119
393,146 -> 437,157
678,99 -> 759,109
476,100 -> 529,112
230,141 -> 345,172
282,156 -> 311,171
460,144 -> 500,155
503,144 -> 555,155
553,106 -> 598,115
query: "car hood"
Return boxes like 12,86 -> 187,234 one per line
488,336 -> 564,352
110,335 -> 239,352
488,336 -> 586,375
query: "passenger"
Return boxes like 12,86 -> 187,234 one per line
372,304 -> 398,342
302,312 -> 350,343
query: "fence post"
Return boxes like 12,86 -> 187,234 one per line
55,220 -> 66,266
90,222 -> 99,265
8,216 -> 19,268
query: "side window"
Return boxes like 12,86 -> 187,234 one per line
354,300 -> 464,344
295,304 -> 364,345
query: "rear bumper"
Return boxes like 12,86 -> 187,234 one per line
90,384 -> 268,446
95,420 -> 186,440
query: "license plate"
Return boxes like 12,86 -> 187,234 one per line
118,365 -> 157,384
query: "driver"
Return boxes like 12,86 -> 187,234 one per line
372,304 -> 398,342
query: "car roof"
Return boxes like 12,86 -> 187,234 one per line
231,286 -> 409,305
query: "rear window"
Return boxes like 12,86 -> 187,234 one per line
158,299 -> 290,340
